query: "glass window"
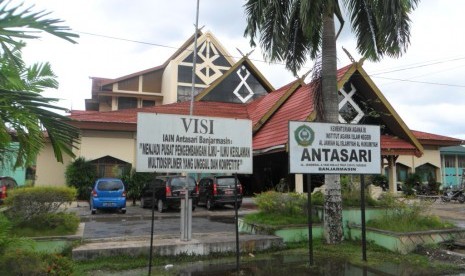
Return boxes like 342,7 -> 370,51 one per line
444,156 -> 456,168
177,86 -> 203,102
217,177 -> 236,187
97,180 -> 124,191
458,156 -> 465,168
142,100 -> 155,107
118,97 -> 137,109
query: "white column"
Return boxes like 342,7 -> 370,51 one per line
295,174 -> 304,194
388,156 -> 397,193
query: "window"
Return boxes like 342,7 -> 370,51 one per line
177,86 -> 203,102
416,163 -> 437,183
458,156 -> 465,168
142,100 -> 155,107
444,156 -> 456,168
118,97 -> 137,109
396,164 -> 409,183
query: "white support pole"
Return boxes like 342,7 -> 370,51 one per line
295,174 -> 304,194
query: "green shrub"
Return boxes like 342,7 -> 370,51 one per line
5,186 -> 76,223
0,213 -> 13,254
0,249 -> 46,275
342,188 -> 379,207
0,249 -> 73,275
311,191 -> 324,206
0,213 -> 33,256
367,200 -> 454,232
121,168 -> 155,205
254,191 -> 306,216
402,173 -> 421,196
42,253 -> 74,275
14,212 -> 80,237
65,157 -> 97,200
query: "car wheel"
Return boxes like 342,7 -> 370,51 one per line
157,199 -> 164,213
90,201 -> 96,214
140,197 -> 145,208
234,203 -> 241,210
192,204 -> 196,211
121,209 -> 127,214
206,198 -> 214,211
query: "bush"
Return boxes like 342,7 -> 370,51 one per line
0,249 -> 47,275
13,212 -> 80,237
367,197 -> 454,232
371,174 -> 388,190
5,186 -> 76,223
254,191 -> 306,216
0,249 -> 73,275
0,213 -> 13,254
42,253 -> 74,275
121,168 -> 155,205
65,157 -> 97,200
311,191 -> 324,206
402,173 -> 421,196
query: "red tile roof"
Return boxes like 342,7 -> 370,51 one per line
70,101 -> 250,124
71,63 -> 460,156
252,64 -> 353,151
380,135 -> 420,156
247,80 -> 299,127
411,130 -> 464,146
253,82 -> 315,150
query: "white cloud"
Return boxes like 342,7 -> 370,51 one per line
11,0 -> 465,139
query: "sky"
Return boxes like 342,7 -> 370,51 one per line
14,0 -> 465,139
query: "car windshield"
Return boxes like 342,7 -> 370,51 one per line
170,177 -> 196,188
98,180 -> 124,191
217,177 -> 238,187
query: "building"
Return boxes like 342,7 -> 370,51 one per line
35,32 -> 463,193
440,145 -> 465,188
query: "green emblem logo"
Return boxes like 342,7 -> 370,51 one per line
294,125 -> 314,147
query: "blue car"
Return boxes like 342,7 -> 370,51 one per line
90,178 -> 127,214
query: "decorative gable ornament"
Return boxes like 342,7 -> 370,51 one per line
339,83 -> 365,124
233,66 -> 254,103
195,40 -> 230,85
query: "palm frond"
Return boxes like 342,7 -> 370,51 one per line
343,0 -> 419,61
0,89 -> 79,167
0,1 -> 79,67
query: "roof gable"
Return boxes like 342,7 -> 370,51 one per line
195,56 -> 274,103
346,63 -> 423,154
252,62 -> 424,156
95,31 -> 236,88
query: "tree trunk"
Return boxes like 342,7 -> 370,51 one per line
321,14 -> 343,244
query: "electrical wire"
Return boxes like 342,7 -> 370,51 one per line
77,30 -> 465,89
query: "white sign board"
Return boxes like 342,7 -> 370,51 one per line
289,122 -> 381,174
136,113 -> 253,174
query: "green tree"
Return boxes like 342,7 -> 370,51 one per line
121,167 -> 155,206
65,157 -> 96,200
0,1 -> 80,168
244,0 -> 419,243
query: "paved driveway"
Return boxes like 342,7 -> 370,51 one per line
428,200 -> 465,227
68,198 -> 256,240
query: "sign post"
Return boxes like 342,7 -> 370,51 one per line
137,113 -> 253,270
137,113 -> 252,175
289,121 -> 381,263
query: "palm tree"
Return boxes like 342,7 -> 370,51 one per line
0,2 -> 80,168
244,0 -> 419,243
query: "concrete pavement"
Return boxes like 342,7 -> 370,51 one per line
69,197 -> 286,260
